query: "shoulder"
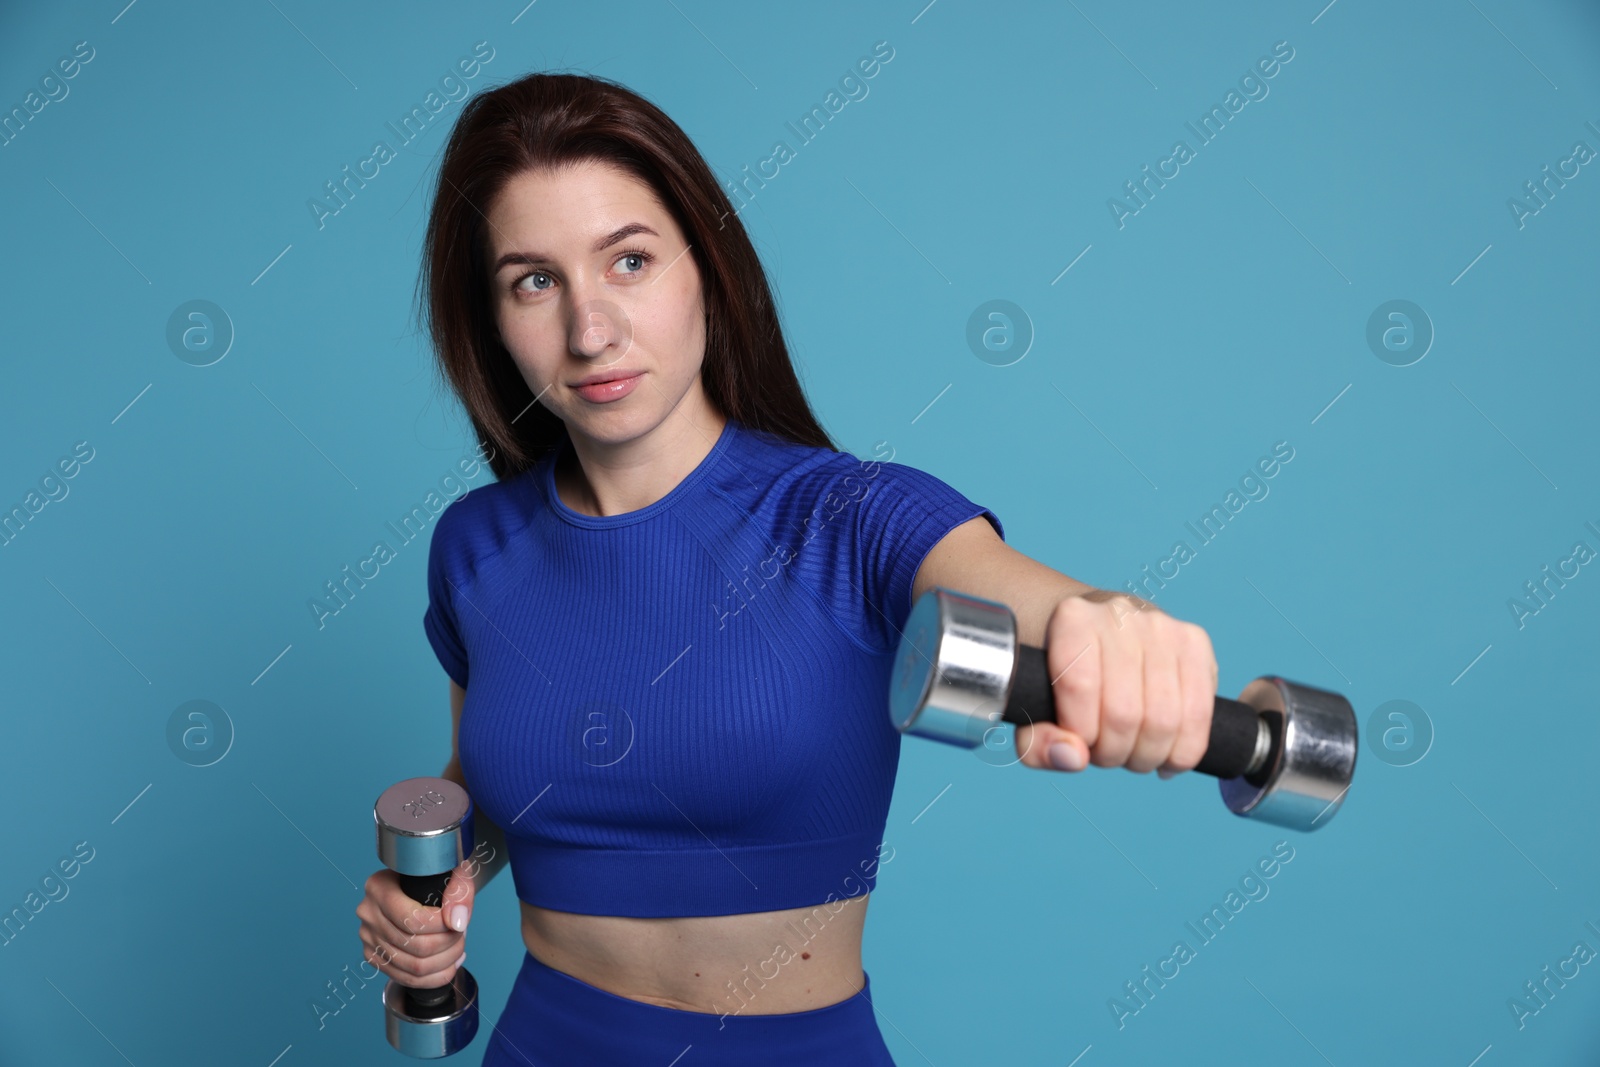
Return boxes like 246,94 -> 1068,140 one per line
427,466 -> 541,580
712,421 -> 898,507
710,423 -> 997,543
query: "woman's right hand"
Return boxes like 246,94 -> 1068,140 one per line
355,859 -> 475,988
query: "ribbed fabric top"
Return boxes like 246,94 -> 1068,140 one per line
423,417 -> 1003,917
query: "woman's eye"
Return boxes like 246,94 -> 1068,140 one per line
517,271 -> 553,293
615,252 -> 647,275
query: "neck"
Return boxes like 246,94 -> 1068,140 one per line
558,403 -> 728,517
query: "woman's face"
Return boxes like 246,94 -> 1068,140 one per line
484,159 -> 711,446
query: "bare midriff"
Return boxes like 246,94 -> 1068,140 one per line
516,893 -> 870,1016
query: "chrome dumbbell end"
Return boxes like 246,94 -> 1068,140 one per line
1217,676 -> 1357,833
373,777 -> 480,1058
889,587 -> 1359,832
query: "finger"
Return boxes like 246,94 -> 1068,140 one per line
1046,599 -> 1103,750
1014,721 -> 1090,772
364,901 -> 460,962
1126,631 -> 1181,774
1160,624 -> 1216,776
382,883 -> 454,939
362,932 -> 466,987
1087,609 -> 1142,769
439,860 -> 476,933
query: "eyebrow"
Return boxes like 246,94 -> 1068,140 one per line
492,222 -> 661,273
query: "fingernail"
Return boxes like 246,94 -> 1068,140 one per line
1158,767 -> 1176,780
1049,742 -> 1085,771
456,951 -> 467,968
450,905 -> 469,932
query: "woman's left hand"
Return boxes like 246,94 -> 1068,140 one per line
1013,592 -> 1218,777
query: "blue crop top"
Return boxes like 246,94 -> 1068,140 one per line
422,417 -> 1003,917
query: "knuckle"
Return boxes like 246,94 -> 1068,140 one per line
1088,743 -> 1124,768
1054,667 -> 1094,697
1053,595 -> 1092,619
1144,700 -> 1179,736
1100,698 -> 1138,735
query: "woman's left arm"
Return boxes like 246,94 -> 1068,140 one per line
911,517 -> 1219,778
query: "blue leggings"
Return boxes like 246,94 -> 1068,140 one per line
479,949 -> 898,1066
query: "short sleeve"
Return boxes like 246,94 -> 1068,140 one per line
423,513 -> 470,689
854,460 -> 1003,652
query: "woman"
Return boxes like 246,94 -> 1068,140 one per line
355,72 -> 1217,1065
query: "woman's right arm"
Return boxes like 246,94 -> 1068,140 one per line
441,679 -> 509,893
355,679 -> 500,987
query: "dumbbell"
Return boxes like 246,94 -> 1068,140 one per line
888,588 -> 1358,832
372,777 -> 480,1058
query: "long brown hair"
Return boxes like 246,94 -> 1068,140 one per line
417,71 -> 838,482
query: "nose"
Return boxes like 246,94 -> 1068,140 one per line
566,296 -> 632,366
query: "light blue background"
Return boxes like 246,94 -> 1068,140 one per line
3,1 -> 1598,1064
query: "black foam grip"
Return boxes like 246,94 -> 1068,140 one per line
1005,643 -> 1274,780
396,870 -> 456,1014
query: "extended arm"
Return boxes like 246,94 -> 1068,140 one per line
910,516 -> 1217,776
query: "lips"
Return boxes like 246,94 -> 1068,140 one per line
572,371 -> 644,404
571,370 -> 639,387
